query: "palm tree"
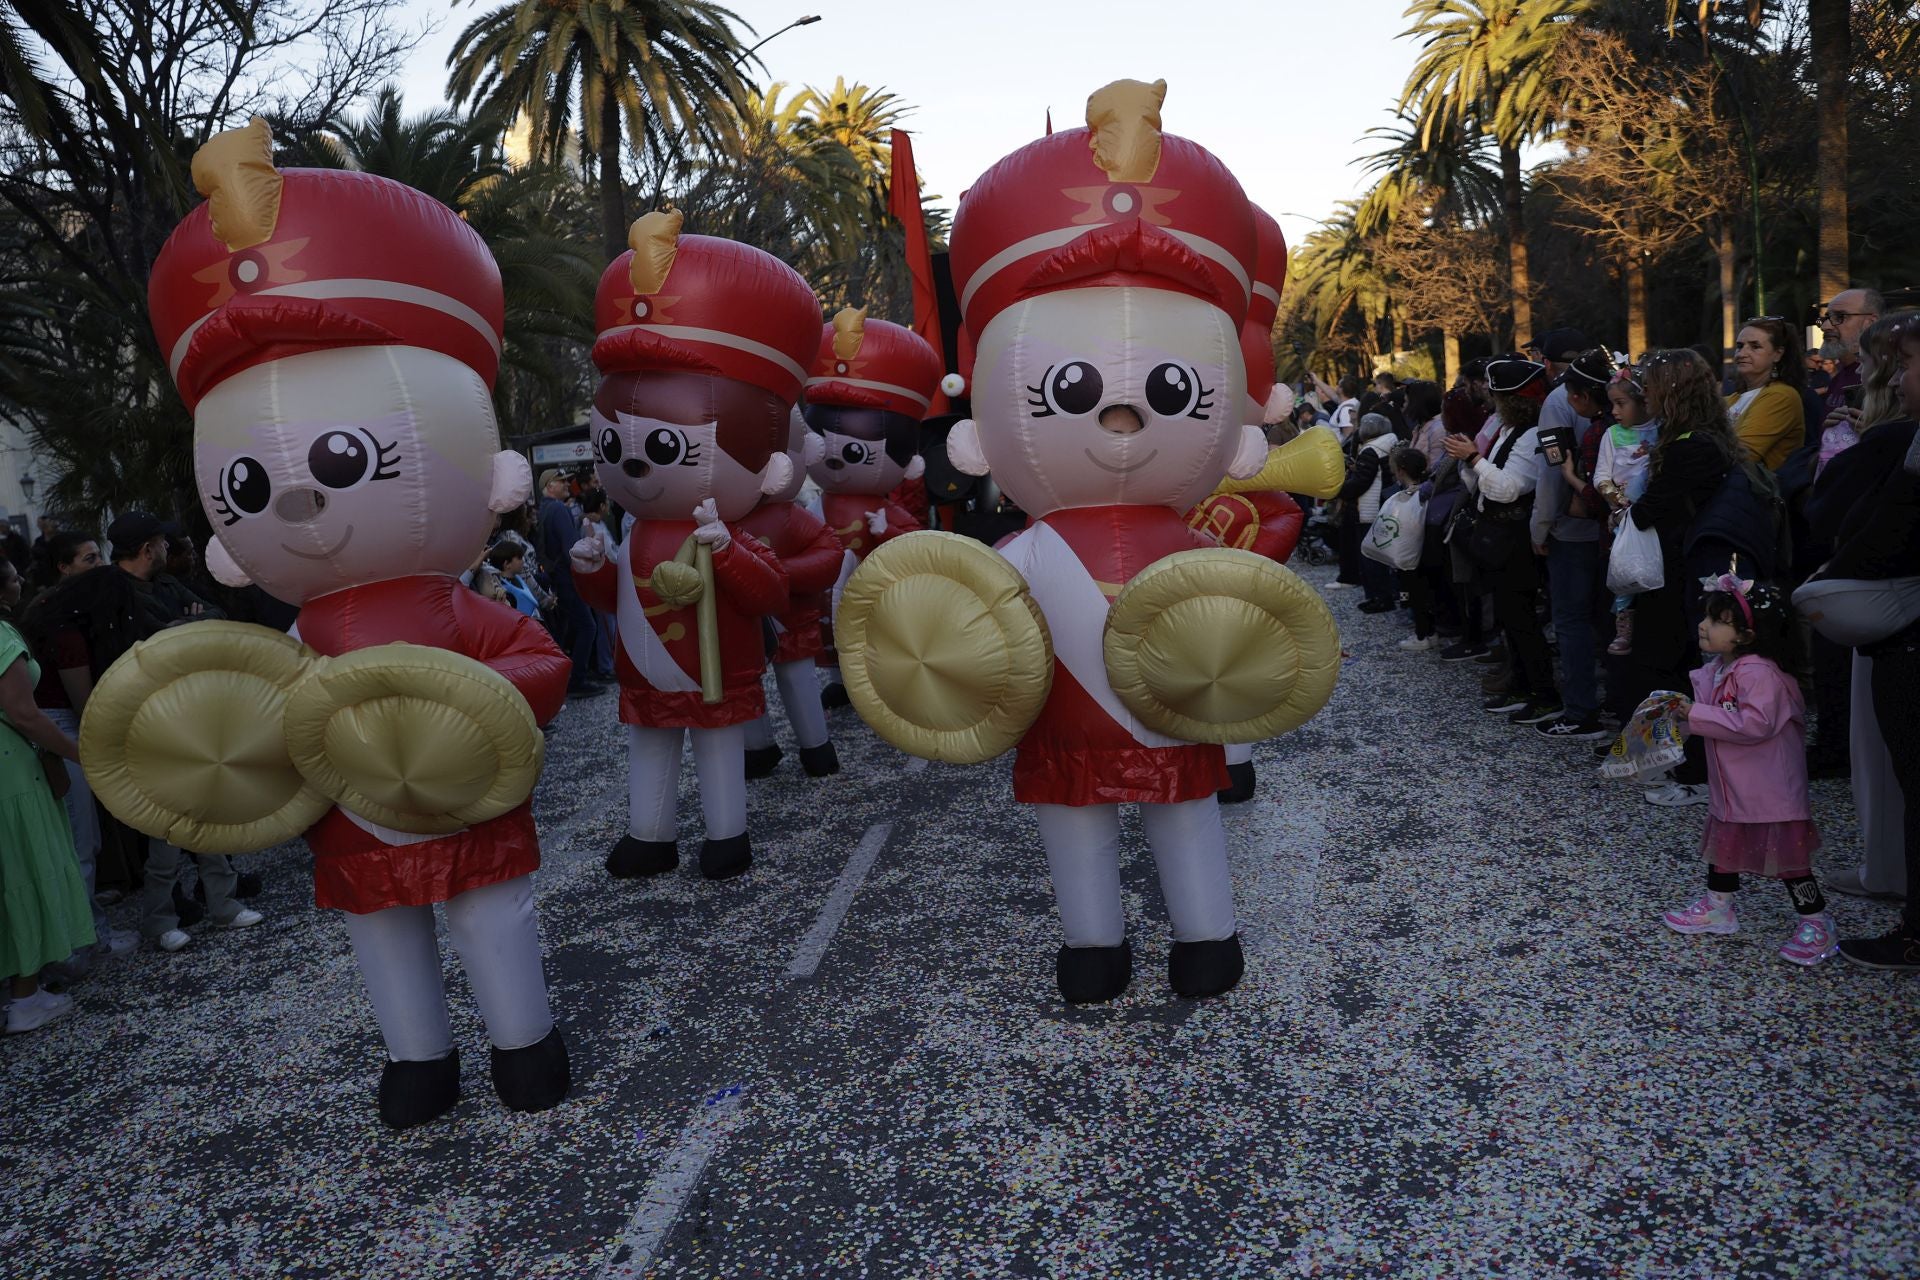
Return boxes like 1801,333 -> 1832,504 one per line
1354,113 -> 1503,381
1284,202 -> 1393,374
446,0 -> 754,259
800,78 -> 909,183
1397,0 -> 1592,344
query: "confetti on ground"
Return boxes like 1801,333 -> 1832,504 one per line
3,562 -> 1915,1278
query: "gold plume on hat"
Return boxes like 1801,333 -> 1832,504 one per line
1215,426 -> 1346,500
627,208 -> 683,295
1085,78 -> 1166,183
831,306 -> 867,362
191,117 -> 283,253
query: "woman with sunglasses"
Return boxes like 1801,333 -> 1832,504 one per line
1727,317 -> 1808,470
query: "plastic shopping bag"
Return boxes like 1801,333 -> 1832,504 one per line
1601,691 -> 1692,780
1361,490 -> 1426,571
1605,518 -> 1665,596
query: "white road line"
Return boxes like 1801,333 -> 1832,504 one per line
598,1090 -> 746,1279
786,822 -> 893,979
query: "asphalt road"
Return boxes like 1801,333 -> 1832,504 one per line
5,561 -> 1917,1279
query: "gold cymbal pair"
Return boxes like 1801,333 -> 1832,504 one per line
81,622 -> 543,855
835,532 -> 1341,764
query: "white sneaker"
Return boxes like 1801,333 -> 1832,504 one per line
5,989 -> 74,1034
219,908 -> 264,929
1397,635 -> 1439,651
155,929 -> 191,952
1324,581 -> 1359,591
98,928 -> 139,959
1645,783 -> 1711,808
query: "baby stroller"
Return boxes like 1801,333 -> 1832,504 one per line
1294,498 -> 1338,565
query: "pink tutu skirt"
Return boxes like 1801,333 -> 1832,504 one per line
1701,817 -> 1821,878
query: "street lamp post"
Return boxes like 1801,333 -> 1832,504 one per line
734,14 -> 821,66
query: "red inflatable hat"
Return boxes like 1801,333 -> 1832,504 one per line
592,211 -> 822,403
149,119 -> 506,412
1241,204 -> 1289,413
948,78 -> 1256,342
805,308 -> 943,418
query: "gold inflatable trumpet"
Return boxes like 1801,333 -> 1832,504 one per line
1213,425 -> 1345,500
646,534 -> 723,705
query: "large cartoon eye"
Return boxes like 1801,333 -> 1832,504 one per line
308,430 -> 371,489
598,427 -> 623,464
840,441 -> 871,465
215,456 -> 272,523
644,428 -> 687,467
1030,361 -> 1104,418
1145,362 -> 1207,418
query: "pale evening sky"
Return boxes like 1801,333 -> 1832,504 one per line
389,0 -> 1431,253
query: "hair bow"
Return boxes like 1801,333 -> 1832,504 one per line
1699,555 -> 1757,627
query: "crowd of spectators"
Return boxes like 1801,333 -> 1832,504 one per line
1295,289 -> 1919,970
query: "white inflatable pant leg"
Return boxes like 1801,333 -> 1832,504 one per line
690,724 -> 748,841
340,904 -> 454,1063
1033,803 -> 1125,947
774,657 -> 830,749
444,874 -> 554,1052
1140,797 -> 1238,943
742,715 -> 776,751
627,725 -> 684,842
1223,742 -> 1254,766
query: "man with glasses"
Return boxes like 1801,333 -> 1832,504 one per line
1817,287 -> 1884,433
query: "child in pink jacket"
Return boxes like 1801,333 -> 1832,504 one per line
1662,574 -> 1836,964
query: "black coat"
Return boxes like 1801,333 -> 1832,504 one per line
1630,434 -> 1733,671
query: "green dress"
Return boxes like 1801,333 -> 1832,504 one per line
0,620 -> 94,979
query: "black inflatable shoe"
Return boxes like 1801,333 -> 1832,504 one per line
1169,934 -> 1244,999
1217,760 -> 1257,805
743,745 -> 784,779
798,742 -> 840,777
820,682 -> 851,709
378,1049 -> 460,1130
1056,941 -> 1133,1004
606,836 -> 678,879
699,833 -> 752,881
491,1025 -> 570,1113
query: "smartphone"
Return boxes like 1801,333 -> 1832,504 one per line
1844,384 -> 1864,411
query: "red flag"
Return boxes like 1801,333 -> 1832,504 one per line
889,128 -> 949,412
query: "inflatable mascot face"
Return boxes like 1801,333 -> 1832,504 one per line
148,121 -> 524,605
589,211 -> 822,522
945,79 -> 1265,518
803,308 -> 940,497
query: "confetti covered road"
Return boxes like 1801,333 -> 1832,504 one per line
5,562 -> 1918,1279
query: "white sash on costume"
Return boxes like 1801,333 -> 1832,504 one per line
342,810 -> 445,847
829,548 -> 859,616
1001,523 -> 1181,749
615,536 -> 702,694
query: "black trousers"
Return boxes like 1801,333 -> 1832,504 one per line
1491,551 -> 1556,704
1336,513 -> 1363,584
1870,639 -> 1920,930
1809,630 -> 1853,763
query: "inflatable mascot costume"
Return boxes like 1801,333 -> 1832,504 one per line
804,308 -> 942,704
96,119 -> 574,1128
570,211 -> 816,881
738,409 -> 847,779
834,80 -> 1341,1004
1186,203 -> 1345,803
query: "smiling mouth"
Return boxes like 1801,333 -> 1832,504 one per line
1084,448 -> 1159,475
282,525 -> 353,560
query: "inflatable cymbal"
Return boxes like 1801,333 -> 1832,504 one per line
1104,548 -> 1340,743
283,643 -> 543,834
836,531 -> 1052,763
79,621 -> 333,855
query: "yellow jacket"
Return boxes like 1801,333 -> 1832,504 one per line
1727,381 -> 1805,470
